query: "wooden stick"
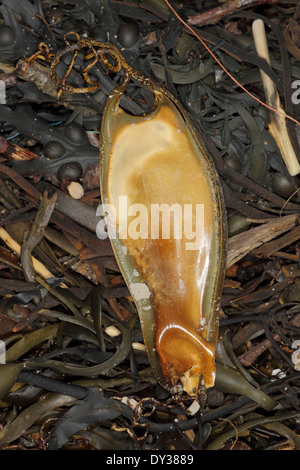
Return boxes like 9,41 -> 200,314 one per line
188,0 -> 277,26
226,213 -> 299,268
0,227 -> 55,281
252,19 -> 300,176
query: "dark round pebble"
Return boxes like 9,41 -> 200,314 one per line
64,123 -> 86,145
228,213 -> 251,237
43,140 -> 65,159
0,25 -> 15,48
224,156 -> 242,172
117,22 -> 140,48
57,162 -> 83,181
271,174 -> 295,198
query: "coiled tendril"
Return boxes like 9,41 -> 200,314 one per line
26,31 -> 155,101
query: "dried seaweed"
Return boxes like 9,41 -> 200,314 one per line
0,0 -> 299,452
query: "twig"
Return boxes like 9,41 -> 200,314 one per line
0,135 -> 40,161
252,19 -> 300,176
16,59 -> 73,105
0,163 -> 40,200
238,335 -> 281,366
188,0 -> 277,26
252,224 -> 300,258
227,213 -> 299,268
0,227 -> 55,280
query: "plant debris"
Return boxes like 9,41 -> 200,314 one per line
0,0 -> 299,452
